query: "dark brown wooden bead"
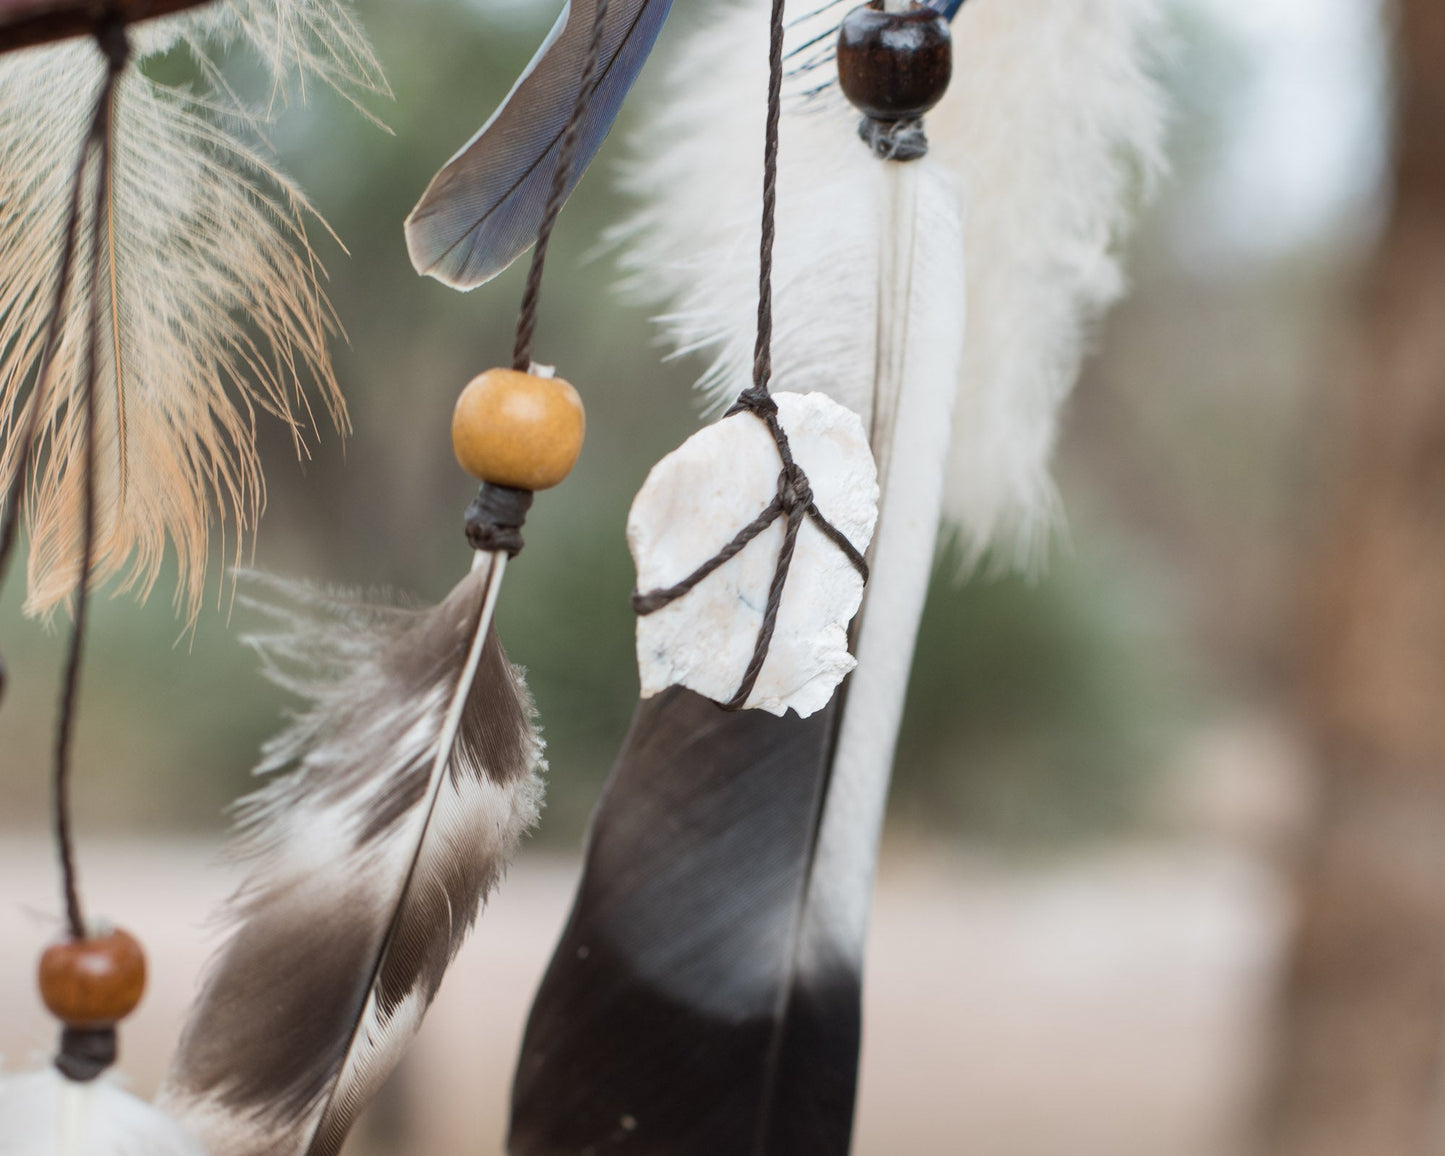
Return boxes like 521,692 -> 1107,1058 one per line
837,2 -> 953,123
38,928 -> 147,1028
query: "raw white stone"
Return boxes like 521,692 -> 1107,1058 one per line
628,391 -> 879,718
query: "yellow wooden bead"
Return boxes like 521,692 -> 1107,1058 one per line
451,368 -> 585,491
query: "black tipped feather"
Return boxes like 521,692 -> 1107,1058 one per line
508,687 -> 862,1156
405,0 -> 673,289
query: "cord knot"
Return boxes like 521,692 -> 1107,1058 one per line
726,386 -> 779,420
465,483 -> 534,557
55,1026 -> 116,1083
779,463 -> 812,513
858,116 -> 929,161
95,10 -> 131,74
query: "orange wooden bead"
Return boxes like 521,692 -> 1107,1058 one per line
451,367 -> 585,491
38,928 -> 146,1027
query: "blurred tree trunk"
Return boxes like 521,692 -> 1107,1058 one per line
1264,3 -> 1445,1154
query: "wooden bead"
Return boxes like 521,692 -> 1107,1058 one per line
38,928 -> 146,1027
837,2 -> 952,122
452,368 -> 585,491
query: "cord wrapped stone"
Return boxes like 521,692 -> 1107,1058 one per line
632,390 -> 869,712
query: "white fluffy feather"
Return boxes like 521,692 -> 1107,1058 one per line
615,0 -> 1165,570
0,1070 -> 207,1156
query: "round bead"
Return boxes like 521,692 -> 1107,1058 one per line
837,2 -> 952,122
452,368 -> 586,491
38,928 -> 146,1027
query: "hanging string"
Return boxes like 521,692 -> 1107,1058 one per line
0,23 -> 130,938
0,71 -> 107,708
748,0 -> 787,400
469,0 -> 612,558
630,0 -> 868,712
55,29 -> 127,940
511,0 -> 612,373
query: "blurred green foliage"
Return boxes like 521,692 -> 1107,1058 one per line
0,0 -> 1200,850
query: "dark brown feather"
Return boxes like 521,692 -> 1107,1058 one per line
508,687 -> 861,1156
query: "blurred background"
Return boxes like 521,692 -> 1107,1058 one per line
2,0 -> 1440,1152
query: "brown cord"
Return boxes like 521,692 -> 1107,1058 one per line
0,20 -> 130,940
512,0 -> 612,373
0,73 -> 103,682
54,34 -> 125,941
470,0 -> 613,558
629,0 -> 869,711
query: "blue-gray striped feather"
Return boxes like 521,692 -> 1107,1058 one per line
404,0 -> 673,289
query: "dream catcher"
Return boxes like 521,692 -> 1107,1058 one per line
395,0 -> 1163,1150
1,0 -> 1161,1149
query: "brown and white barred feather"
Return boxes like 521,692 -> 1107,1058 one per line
160,560 -> 545,1156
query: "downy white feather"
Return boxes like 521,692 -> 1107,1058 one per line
160,558 -> 545,1156
0,1 -> 386,620
0,1070 -> 207,1156
615,0 -> 1165,571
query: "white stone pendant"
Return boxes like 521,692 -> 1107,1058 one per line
628,391 -> 879,718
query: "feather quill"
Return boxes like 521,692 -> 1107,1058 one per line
0,1 -> 386,620
0,1070 -> 206,1156
159,555 -> 545,1156
404,0 -> 673,289
509,0 -> 1163,1151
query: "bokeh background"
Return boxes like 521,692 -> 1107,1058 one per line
3,0 -> 1438,1152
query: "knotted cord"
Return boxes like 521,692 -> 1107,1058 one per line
630,0 -> 868,711
468,0 -> 611,556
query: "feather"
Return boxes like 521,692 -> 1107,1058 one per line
404,0 -> 673,289
0,1070 -> 206,1156
614,0 -> 1166,571
0,1 -> 386,620
158,554 -> 545,1156
510,0 -> 1162,1151
509,22 -> 965,1156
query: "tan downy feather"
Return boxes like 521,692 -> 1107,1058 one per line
0,2 -> 386,620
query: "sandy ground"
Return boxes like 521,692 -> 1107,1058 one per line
0,838 -> 1289,1155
